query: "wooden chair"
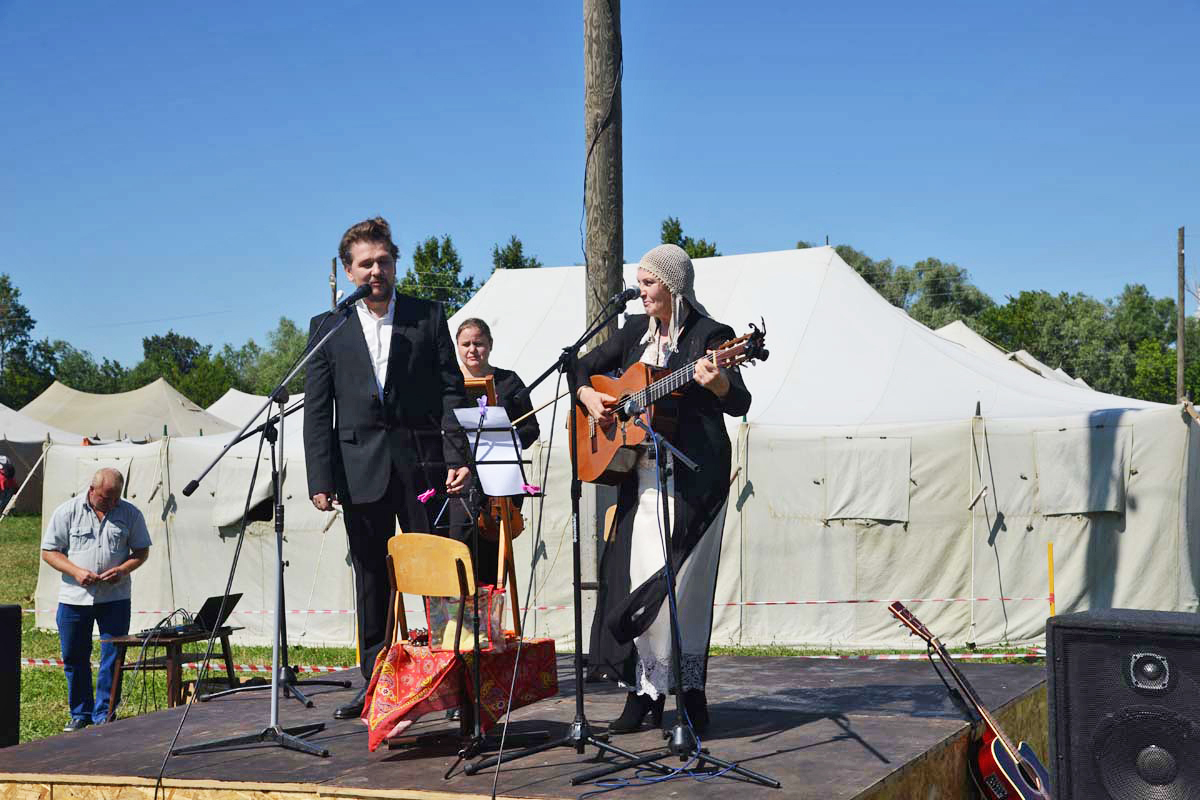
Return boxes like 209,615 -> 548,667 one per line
384,533 -> 475,653
381,533 -> 477,748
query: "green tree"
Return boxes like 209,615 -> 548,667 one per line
491,235 -> 542,271
123,330 -> 238,408
250,317 -> 308,396
0,274 -> 35,378
1130,338 -> 1175,403
398,235 -> 477,316
661,217 -> 720,259
904,257 -> 995,329
48,341 -> 126,393
0,339 -> 54,409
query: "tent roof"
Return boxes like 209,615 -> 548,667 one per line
935,320 -> 1090,388
207,388 -> 305,428
453,247 -> 1160,428
21,378 -> 236,441
0,402 -> 83,443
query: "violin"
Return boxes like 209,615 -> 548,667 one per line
477,496 -> 524,542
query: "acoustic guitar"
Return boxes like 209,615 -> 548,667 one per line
572,324 -> 768,484
887,601 -> 1052,800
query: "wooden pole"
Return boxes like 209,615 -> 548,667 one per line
330,257 -> 338,311
1179,227 -> 1187,401
583,0 -> 623,347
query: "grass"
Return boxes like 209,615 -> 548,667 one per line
1,512 -> 1045,744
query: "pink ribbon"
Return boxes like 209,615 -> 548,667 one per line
522,483 -> 541,495
417,488 -> 436,504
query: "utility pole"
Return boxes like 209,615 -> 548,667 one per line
330,257 -> 338,311
1179,226 -> 1187,401
583,0 -> 623,347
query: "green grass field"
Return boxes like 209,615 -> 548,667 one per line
1,512 -> 1044,744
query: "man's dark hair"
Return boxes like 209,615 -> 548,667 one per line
338,216 -> 400,267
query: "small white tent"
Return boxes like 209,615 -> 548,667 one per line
22,378 -> 236,441
453,247 -> 1197,648
0,403 -> 85,514
206,388 -> 306,430
935,319 -> 1090,388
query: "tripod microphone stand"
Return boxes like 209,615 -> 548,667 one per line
198,405 -> 350,708
570,406 -> 779,787
464,292 -> 670,778
172,303 -> 362,757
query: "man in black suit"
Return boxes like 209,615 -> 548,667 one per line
304,216 -> 471,720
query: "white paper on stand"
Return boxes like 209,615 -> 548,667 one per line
453,406 -> 526,497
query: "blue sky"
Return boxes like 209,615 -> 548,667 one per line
2,1 -> 1197,366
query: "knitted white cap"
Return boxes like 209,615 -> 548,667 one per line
637,244 -> 709,354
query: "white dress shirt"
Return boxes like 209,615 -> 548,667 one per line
354,294 -> 395,401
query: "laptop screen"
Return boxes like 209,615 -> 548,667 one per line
192,593 -> 242,631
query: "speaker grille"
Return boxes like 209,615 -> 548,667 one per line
1049,611 -> 1200,800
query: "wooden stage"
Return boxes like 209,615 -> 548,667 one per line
0,654 -> 1047,799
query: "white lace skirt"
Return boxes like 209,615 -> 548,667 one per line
625,455 -> 727,699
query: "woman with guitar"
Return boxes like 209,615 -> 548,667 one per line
576,244 -> 752,734
452,318 -> 540,582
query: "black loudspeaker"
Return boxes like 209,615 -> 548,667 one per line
0,604 -> 19,747
1047,609 -> 1200,800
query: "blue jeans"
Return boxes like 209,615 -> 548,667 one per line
57,600 -> 131,723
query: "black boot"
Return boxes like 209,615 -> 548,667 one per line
609,691 -> 665,734
333,686 -> 367,720
682,689 -> 709,734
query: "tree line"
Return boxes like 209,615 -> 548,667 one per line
0,220 -> 1194,411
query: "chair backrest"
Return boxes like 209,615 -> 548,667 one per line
387,533 -> 476,598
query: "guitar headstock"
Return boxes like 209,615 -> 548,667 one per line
714,320 -> 770,369
888,601 -> 937,646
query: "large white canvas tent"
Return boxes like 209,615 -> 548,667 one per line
33,247 -> 1200,651
0,403 -> 84,514
451,247 -> 1198,649
22,378 -> 236,441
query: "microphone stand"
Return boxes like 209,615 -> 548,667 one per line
171,301 -> 361,757
571,405 -> 779,787
464,293 -> 670,778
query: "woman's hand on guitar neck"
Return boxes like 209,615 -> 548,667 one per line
695,351 -> 731,398
577,386 -> 617,428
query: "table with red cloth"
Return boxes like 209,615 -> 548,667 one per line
362,637 -> 558,752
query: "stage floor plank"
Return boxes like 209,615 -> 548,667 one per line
0,654 -> 1046,799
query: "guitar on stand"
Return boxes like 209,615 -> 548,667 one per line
571,323 -> 768,484
888,601 -> 1052,800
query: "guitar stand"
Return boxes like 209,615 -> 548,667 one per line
571,410 -> 779,789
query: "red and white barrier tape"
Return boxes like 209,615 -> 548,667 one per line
20,596 -> 1052,617
20,657 -> 353,673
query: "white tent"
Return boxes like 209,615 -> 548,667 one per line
22,378 -> 236,441
1,403 -> 85,514
935,320 -> 1090,389
206,388 -> 306,430
451,247 -> 1197,649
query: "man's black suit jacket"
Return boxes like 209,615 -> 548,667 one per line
303,292 -> 469,507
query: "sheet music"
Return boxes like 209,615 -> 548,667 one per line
453,406 -> 526,497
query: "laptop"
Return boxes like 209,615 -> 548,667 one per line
137,593 -> 242,637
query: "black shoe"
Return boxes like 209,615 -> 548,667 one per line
62,718 -> 90,732
609,692 -> 665,734
333,687 -> 367,720
683,689 -> 709,734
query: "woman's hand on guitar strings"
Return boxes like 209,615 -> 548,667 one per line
577,386 -> 617,428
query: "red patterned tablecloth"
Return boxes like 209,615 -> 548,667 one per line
362,638 -> 558,752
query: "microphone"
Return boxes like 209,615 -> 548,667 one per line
611,286 -> 639,305
335,282 -> 374,311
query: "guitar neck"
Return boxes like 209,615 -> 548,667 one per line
632,352 -> 720,410
929,640 -> 1024,764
